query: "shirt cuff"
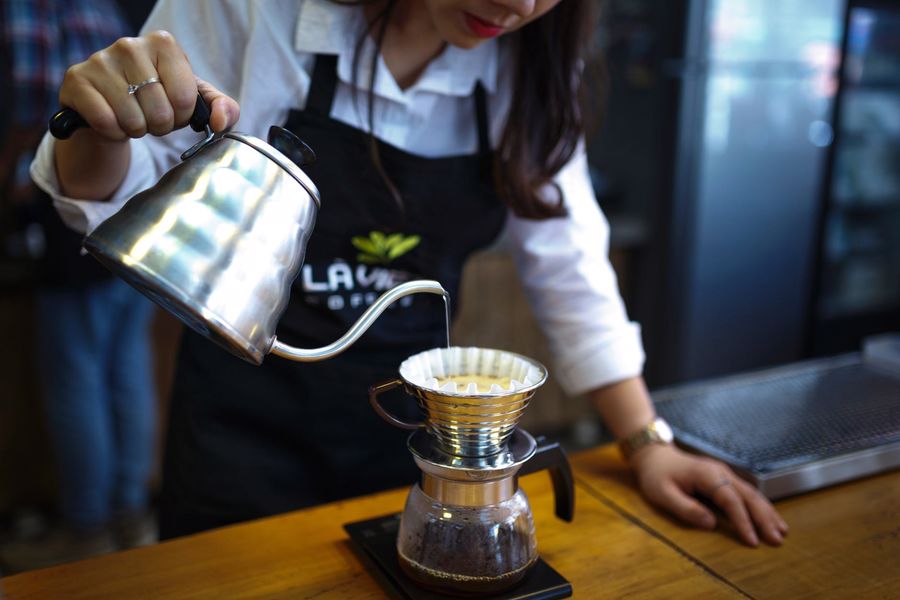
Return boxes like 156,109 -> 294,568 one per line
554,322 -> 646,396
29,132 -> 153,235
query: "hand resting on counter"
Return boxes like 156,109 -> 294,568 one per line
630,443 -> 789,547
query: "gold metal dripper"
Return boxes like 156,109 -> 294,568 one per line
369,347 -> 547,457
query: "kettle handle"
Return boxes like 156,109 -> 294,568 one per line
369,379 -> 423,430
518,436 -> 575,522
49,93 -> 211,140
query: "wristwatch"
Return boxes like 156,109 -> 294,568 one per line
618,417 -> 674,461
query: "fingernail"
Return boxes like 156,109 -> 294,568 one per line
747,530 -> 759,546
700,514 -> 716,528
770,529 -> 783,544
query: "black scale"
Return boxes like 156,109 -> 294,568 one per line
345,513 -> 572,600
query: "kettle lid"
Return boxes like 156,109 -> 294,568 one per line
221,128 -> 321,208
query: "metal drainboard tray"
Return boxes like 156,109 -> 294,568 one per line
653,354 -> 900,499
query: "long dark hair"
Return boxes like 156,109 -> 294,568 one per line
337,1 -> 598,219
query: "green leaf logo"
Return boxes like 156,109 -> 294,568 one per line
351,231 -> 421,265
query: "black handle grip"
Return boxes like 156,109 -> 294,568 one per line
49,94 -> 211,140
518,436 -> 575,522
48,108 -> 88,140
188,93 -> 211,133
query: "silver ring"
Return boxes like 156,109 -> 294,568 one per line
127,76 -> 161,95
710,479 -> 732,493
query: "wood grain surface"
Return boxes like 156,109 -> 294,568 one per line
571,446 -> 900,600
2,450 -> 742,599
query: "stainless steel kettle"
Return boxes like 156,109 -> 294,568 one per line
49,98 -> 447,364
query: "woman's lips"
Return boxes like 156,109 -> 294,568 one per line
463,12 -> 505,38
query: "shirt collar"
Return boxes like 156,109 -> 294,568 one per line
294,0 -> 498,104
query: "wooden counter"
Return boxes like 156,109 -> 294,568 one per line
571,446 -> 900,600
3,444 -> 897,599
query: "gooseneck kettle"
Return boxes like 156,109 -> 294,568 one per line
49,97 -> 448,364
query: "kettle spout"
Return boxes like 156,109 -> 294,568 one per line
269,280 -> 448,362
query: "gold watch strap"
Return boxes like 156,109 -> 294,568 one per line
618,417 -> 674,461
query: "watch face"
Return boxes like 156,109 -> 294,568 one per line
655,419 -> 674,443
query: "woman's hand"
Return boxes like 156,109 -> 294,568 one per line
630,443 -> 789,547
54,30 -> 241,200
59,30 -> 239,141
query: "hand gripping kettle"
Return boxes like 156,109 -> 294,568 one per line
49,97 -> 447,363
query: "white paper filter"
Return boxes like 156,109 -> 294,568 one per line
399,347 -> 545,396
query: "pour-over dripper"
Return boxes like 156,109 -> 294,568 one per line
369,347 -> 547,457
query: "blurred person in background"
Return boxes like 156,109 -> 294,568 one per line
0,0 -> 156,573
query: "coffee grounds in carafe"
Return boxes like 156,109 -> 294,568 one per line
397,517 -> 537,595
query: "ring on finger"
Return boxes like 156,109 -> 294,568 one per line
127,76 -> 161,95
709,478 -> 732,493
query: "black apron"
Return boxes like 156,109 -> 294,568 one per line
159,54 -> 507,539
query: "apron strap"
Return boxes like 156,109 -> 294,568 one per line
474,82 -> 491,155
306,54 -> 339,116
306,54 -> 491,155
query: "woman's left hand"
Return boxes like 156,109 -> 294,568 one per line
629,443 -> 789,547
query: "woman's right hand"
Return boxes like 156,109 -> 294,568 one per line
59,30 -> 240,141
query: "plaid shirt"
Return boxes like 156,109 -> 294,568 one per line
3,0 -> 128,127
1,0 -> 128,187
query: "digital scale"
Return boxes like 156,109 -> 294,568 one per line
345,514 -> 572,600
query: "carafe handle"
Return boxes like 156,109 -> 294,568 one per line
518,436 -> 575,522
369,379 -> 423,430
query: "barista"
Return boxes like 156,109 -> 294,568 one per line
31,0 -> 787,547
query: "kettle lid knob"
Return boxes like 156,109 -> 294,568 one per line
268,126 -> 317,167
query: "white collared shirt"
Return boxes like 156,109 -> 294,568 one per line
30,0 -> 644,394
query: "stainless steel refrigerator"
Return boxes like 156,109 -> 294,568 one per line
665,0 -> 844,380
608,0 -> 900,385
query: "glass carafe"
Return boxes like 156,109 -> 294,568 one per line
397,483 -> 538,595
393,432 -> 574,596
